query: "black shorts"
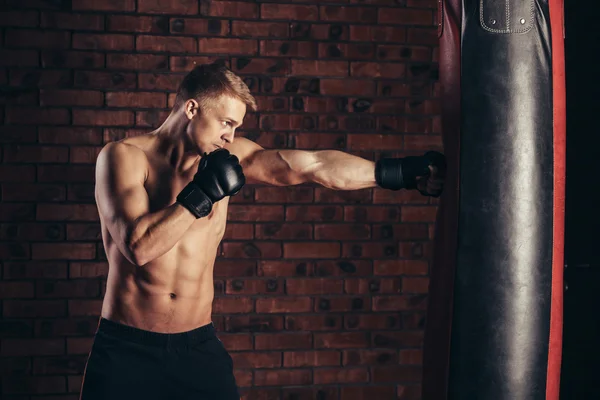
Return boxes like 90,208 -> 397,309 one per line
80,318 -> 239,400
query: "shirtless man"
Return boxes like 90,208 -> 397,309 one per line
80,62 -> 445,400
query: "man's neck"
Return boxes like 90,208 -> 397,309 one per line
153,112 -> 200,174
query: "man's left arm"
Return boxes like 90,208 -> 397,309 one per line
227,138 -> 446,196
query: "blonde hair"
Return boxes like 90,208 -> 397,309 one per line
174,62 -> 257,112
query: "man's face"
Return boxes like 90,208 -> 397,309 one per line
187,95 -> 246,155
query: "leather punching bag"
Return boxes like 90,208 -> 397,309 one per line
422,1 -> 565,399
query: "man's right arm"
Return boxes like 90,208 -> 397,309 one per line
94,142 -> 196,267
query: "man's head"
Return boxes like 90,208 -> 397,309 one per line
174,62 -> 257,154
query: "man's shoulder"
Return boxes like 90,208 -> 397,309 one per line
97,140 -> 149,172
226,136 -> 264,162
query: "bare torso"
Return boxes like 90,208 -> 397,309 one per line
99,135 -> 229,333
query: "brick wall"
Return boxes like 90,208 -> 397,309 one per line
0,1 -> 442,399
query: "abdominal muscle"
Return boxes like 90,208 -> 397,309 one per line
100,204 -> 227,334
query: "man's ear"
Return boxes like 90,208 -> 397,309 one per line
184,99 -> 199,120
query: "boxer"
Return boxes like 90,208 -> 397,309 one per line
80,62 -> 445,400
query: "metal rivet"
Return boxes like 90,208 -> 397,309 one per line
520,18 -> 526,24
490,19 -> 496,25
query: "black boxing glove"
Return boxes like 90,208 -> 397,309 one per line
375,151 -> 446,197
177,149 -> 245,218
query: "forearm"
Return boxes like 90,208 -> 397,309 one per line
126,203 -> 196,266
305,150 -> 377,190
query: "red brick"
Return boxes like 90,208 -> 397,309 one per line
255,223 -> 312,240
68,375 -> 84,393
67,299 -> 102,316
350,25 -> 406,42
343,349 -> 399,366
0,49 -> 39,67
224,315 -> 284,332
379,7 -> 433,25
1,376 -> 66,395
75,71 -> 137,89
70,146 -> 102,164
66,337 -> 93,354
0,184 -> 67,201
32,243 -> 96,260
0,282 -> 35,298
222,223 -> 253,240
41,12 -> 104,30
73,0 -> 135,11
74,34 -> 134,52
351,62 -> 406,78
32,355 -> 87,375
314,367 -> 369,384
73,110 -> 134,127
225,279 -> 284,295
231,21 -> 289,38
342,242 -> 398,259
404,133 -> 443,150
286,278 -> 343,295
1,222 -> 65,241
1,339 -> 64,356
5,107 -> 68,125
212,297 -> 254,314
314,332 -> 369,349
41,50 -> 104,68
320,79 -> 376,96
0,203 -> 36,221
6,29 -> 70,49
3,262 -> 68,280
232,57 -> 290,75
198,38 -> 257,55
401,277 -> 429,294
315,296 -> 369,312
346,133 -> 403,150
283,242 -> 340,259
170,18 -> 229,35
286,205 -> 343,222
37,280 -> 99,298
255,333 -> 312,350
136,110 -> 170,127
285,350 -> 340,368
3,300 -> 66,318
201,1 -> 258,18
379,45 -> 432,62
137,35 -> 196,53
138,0 -> 198,14
39,127 -> 102,145
373,295 -> 427,311
227,205 -> 284,222
69,262 -> 108,278
257,260 -> 312,278
107,54 -> 168,71
344,206 -> 400,222
291,60 -> 348,77
320,6 -> 377,23
260,40 -> 316,57
286,315 -> 342,331
254,369 -> 312,386
138,73 -> 183,90
40,89 -> 103,107
107,15 -> 167,33
221,241 -> 281,258
218,334 -> 253,351
0,10 -> 39,27
105,92 -> 166,108
230,352 -> 282,369
3,145 -> 68,163
170,55 -> 226,71
319,42 -> 376,60
255,297 -> 312,313
372,365 -> 422,383
261,4 -> 318,20
339,386 -> 397,400
407,27 -> 438,45
9,69 -> 70,88
0,242 -> 30,259
314,224 -> 370,240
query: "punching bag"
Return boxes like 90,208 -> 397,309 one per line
422,1 -> 565,399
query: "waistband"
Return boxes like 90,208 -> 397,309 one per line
96,318 -> 216,348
